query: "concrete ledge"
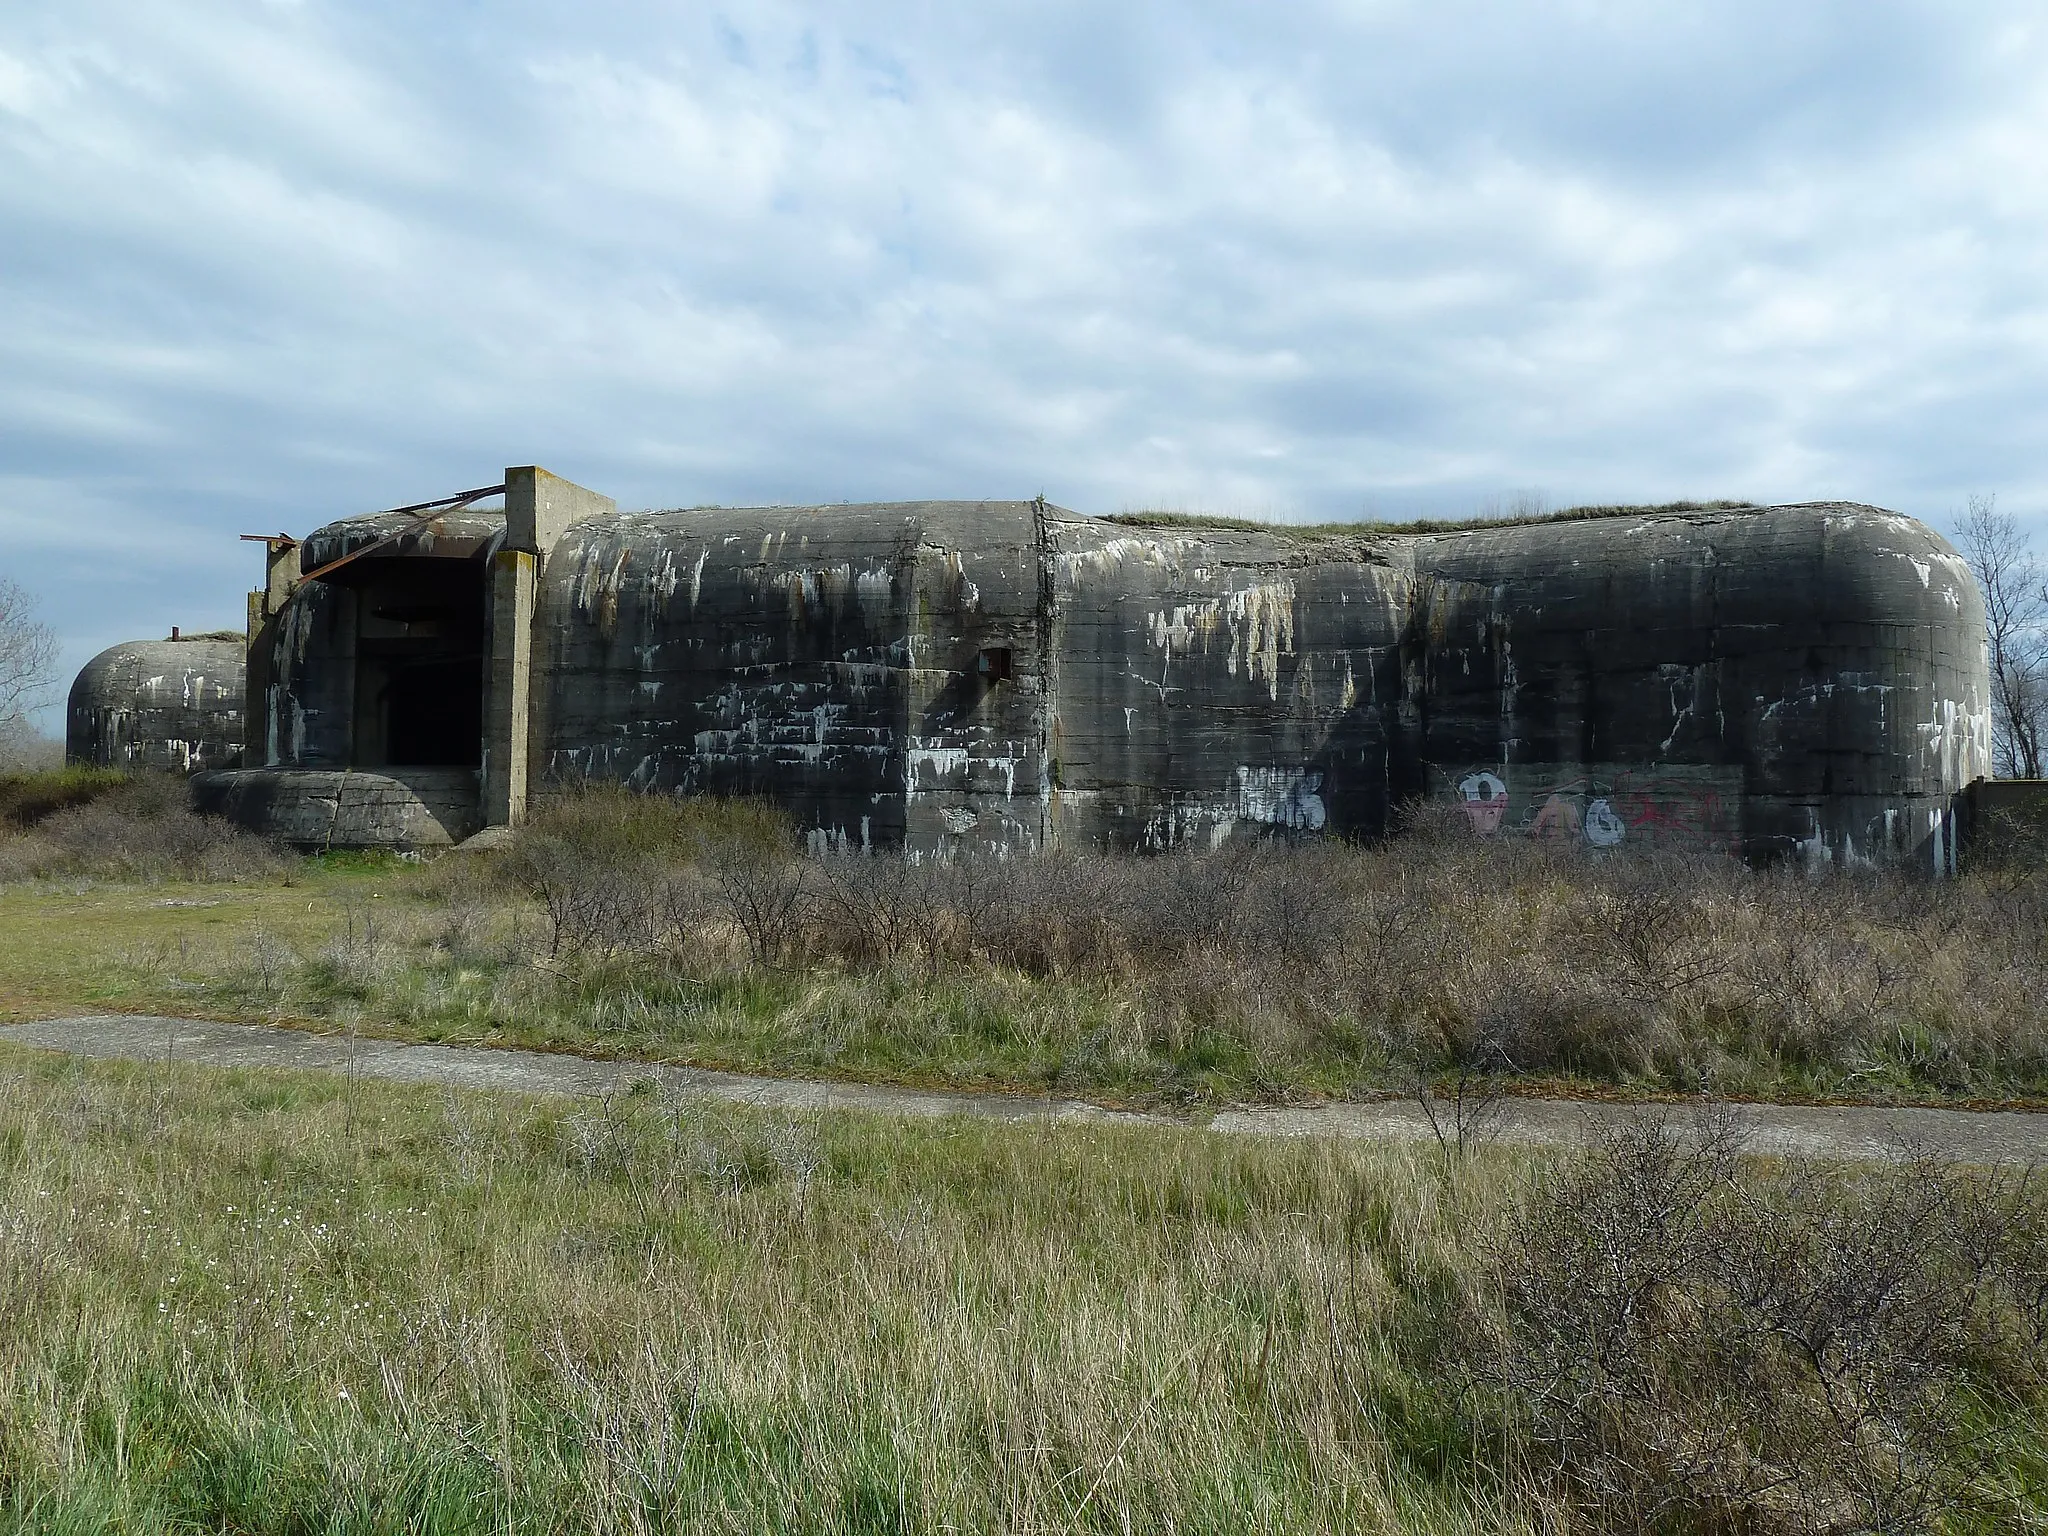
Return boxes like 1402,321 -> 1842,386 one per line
191,767 -> 482,849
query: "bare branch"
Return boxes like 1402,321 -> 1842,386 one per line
1957,495 -> 2048,778
0,576 -> 58,730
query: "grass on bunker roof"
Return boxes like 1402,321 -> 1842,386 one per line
1100,499 -> 1760,540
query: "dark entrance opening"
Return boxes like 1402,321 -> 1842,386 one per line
385,655 -> 483,765
347,561 -> 486,768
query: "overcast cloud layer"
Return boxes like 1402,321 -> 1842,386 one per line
5,1 -> 2048,725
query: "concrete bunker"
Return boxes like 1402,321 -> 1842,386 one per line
168,467 -> 1992,869
66,631 -> 246,773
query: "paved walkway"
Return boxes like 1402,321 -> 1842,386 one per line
4,1015 -> 2046,1164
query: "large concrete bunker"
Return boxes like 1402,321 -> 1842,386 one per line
186,468 -> 1990,868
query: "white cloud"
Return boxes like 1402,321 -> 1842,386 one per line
4,0 -> 2048,725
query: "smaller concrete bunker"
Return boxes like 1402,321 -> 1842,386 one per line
66,632 -> 246,773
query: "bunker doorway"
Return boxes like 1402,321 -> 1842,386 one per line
349,561 -> 486,769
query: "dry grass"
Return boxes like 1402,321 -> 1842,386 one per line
5,786 -> 2048,1107
0,1046 -> 2040,1533
129,789 -> 2048,1108
0,766 -> 129,829
0,772 -> 283,884
0,1043 -> 1537,1533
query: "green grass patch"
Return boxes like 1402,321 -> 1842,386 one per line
0,767 -> 130,829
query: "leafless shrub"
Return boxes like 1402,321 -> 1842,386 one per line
0,724 -> 62,775
1958,493 -> 2048,779
517,830 -> 667,959
509,787 -> 798,960
484,786 -> 2048,1097
0,576 -> 56,734
974,850 -> 1134,976
1479,1109 -> 2048,1532
1571,849 -> 1737,1008
814,852 -> 956,969
1411,1027 -> 1515,1163
0,773 -> 284,883
702,840 -> 810,966
239,928 -> 298,999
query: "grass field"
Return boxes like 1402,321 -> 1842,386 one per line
0,1042 -> 1537,1533
2,1042 -> 2043,1534
7,770 -> 2048,1111
0,858 -> 401,1024
5,775 -> 2047,1531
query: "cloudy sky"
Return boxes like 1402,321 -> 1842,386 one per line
5,1 -> 2047,727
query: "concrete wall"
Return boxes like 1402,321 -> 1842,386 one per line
1955,778 -> 2048,870
1404,504 -> 1988,866
66,636 -> 245,773
534,501 -> 1048,853
522,498 -> 1989,866
1043,515 -> 1413,850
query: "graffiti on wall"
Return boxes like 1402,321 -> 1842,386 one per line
1235,765 -> 1327,831
1452,763 -> 1739,852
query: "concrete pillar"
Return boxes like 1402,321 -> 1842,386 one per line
243,537 -> 301,769
483,467 -> 615,827
484,549 -> 535,826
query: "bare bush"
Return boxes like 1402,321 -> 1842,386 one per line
701,838 -> 810,966
1480,1109 -> 2048,1532
0,773 -> 283,882
507,788 -> 807,965
815,852 -> 953,968
0,721 -> 60,774
482,785 -> 2048,1101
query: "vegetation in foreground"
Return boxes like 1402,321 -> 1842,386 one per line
0,1045 -> 2042,1533
6,776 -> 2048,1107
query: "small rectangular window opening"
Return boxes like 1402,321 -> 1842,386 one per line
976,647 -> 1013,683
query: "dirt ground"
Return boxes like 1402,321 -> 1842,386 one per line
7,1013 -> 2045,1164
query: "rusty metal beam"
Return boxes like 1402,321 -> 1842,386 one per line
297,484 -> 506,587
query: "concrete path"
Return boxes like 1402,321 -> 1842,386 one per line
4,1015 -> 2046,1165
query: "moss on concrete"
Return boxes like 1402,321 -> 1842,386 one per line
1102,499 -> 1760,539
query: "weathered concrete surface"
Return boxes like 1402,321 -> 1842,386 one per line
486,468 -> 619,828
1406,505 -> 1990,867
1045,504 -> 1990,863
1044,514 -> 1410,849
529,500 -> 1987,865
66,636 -> 245,773
537,501 -> 1050,853
4,1015 -> 2044,1163
189,767 -> 480,848
224,490 -> 1990,867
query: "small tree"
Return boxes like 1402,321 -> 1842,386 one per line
0,577 -> 57,755
1958,495 -> 2048,779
